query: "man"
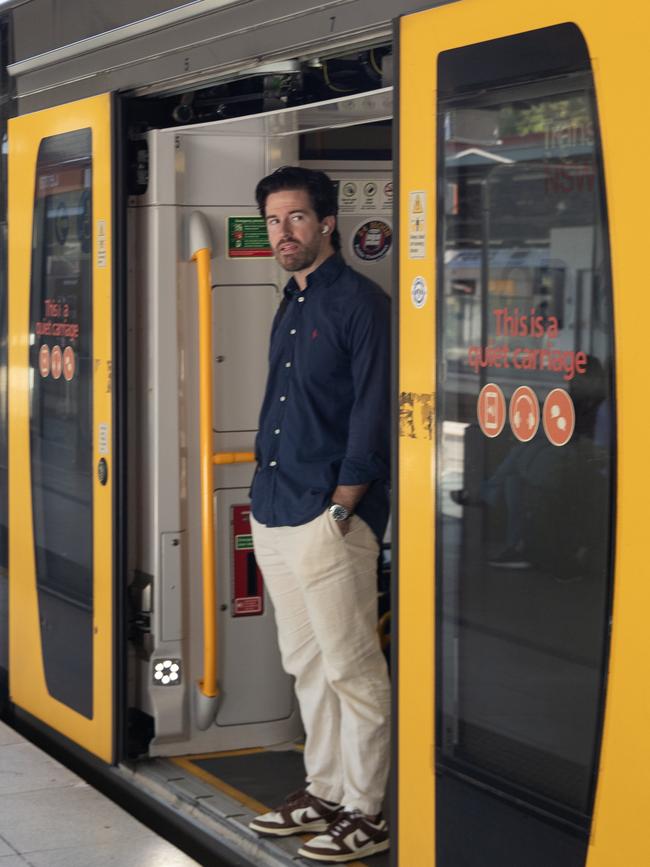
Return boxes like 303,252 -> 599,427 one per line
248,166 -> 391,863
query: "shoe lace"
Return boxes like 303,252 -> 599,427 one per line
328,809 -> 363,837
274,788 -> 308,810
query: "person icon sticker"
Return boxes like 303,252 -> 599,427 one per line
543,388 -> 575,447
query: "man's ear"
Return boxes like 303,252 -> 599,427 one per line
321,216 -> 336,237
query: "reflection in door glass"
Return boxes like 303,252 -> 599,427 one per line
437,80 -> 615,819
30,130 -> 94,718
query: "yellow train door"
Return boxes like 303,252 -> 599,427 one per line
399,2 -> 649,866
8,95 -> 115,762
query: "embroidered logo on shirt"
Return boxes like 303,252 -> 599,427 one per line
311,328 -> 318,340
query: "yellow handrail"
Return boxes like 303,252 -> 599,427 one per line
213,451 -> 255,465
192,242 -> 219,701
189,214 -> 257,723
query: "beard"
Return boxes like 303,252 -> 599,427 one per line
274,237 -> 320,272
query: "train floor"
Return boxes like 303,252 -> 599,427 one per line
128,744 -> 391,867
0,720 -> 198,866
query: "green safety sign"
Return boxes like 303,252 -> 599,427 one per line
235,534 -> 254,550
227,216 -> 273,258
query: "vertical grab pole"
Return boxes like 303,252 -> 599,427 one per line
189,212 -> 220,730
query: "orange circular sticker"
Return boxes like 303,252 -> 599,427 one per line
51,345 -> 62,380
63,346 -> 75,382
543,388 -> 575,447
477,383 -> 506,438
509,385 -> 540,443
38,344 -> 50,378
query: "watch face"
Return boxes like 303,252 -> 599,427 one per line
329,504 -> 350,521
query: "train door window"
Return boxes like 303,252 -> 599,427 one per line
436,22 -> 615,847
29,130 -> 94,717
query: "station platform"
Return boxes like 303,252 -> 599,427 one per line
0,720 -> 198,867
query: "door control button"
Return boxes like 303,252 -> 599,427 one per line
98,458 -> 108,485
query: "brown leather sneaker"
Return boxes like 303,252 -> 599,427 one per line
298,808 -> 390,862
249,788 -> 343,837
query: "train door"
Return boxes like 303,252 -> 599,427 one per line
127,90 -> 392,752
7,95 -> 116,761
398,3 -> 649,867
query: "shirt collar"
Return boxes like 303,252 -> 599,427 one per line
284,253 -> 345,298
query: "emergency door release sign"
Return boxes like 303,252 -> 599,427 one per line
227,216 -> 273,258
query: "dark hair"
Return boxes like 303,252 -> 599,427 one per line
255,166 -> 341,252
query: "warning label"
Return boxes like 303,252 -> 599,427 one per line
337,179 -> 392,215
408,191 -> 426,259
227,216 -> 273,259
234,597 -> 263,615
96,219 -> 107,269
235,534 -> 254,551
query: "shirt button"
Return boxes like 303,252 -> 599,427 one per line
274,428 -> 280,435
290,329 -> 296,335
298,296 -> 305,303
285,361 -> 292,368
280,395 -> 286,402
269,460 -> 277,467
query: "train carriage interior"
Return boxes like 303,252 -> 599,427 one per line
122,80 -> 394,866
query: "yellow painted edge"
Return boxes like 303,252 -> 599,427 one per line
171,756 -> 270,814
175,746 -> 266,761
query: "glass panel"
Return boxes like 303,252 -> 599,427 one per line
29,129 -> 93,718
437,77 -> 615,818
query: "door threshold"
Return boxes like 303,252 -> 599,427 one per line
121,749 -> 387,867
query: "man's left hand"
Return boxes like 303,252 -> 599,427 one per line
336,517 -> 352,537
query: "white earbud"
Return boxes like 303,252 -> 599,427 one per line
321,226 -> 329,234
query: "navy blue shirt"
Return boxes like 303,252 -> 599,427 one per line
250,253 -> 390,541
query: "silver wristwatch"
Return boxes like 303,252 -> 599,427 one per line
329,503 -> 351,522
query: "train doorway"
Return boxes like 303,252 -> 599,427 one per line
125,88 -> 393,866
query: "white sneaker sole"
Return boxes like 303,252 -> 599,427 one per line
249,818 -> 329,837
297,839 -> 390,862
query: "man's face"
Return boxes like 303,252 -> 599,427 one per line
264,188 -> 332,273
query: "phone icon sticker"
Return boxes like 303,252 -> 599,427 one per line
477,383 -> 506,438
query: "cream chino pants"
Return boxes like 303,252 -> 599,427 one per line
250,508 -> 391,816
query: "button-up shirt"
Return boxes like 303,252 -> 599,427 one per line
250,253 -> 390,541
